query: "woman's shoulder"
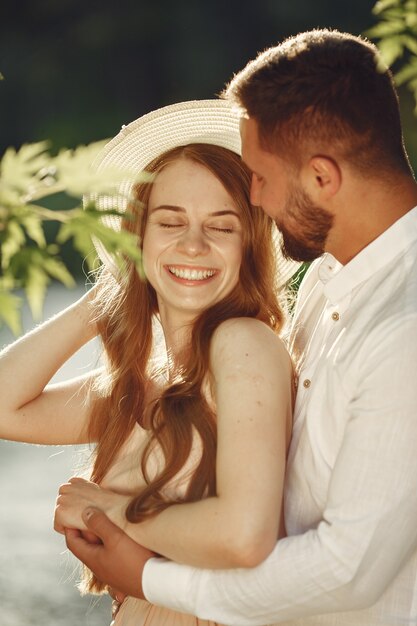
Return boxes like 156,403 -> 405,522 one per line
212,316 -> 284,343
211,317 -> 290,365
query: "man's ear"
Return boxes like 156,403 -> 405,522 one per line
301,156 -> 341,201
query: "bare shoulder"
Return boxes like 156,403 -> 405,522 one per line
211,317 -> 288,353
210,317 -> 292,375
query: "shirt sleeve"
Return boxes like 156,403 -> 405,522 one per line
143,315 -> 417,625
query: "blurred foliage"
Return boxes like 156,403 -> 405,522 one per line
366,0 -> 417,109
0,0 -> 376,155
0,0 -> 416,334
0,141 -> 142,334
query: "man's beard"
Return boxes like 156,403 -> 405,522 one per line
278,186 -> 334,263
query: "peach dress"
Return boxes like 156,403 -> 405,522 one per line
100,422 -> 224,626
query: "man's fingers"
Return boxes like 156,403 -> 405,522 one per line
65,510 -> 153,599
65,527 -> 82,541
81,507 -> 123,547
64,526 -> 102,570
80,529 -> 103,545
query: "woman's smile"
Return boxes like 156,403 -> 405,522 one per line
165,265 -> 219,284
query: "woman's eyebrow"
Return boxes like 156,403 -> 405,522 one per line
209,210 -> 241,218
149,206 -> 240,218
149,205 -> 185,213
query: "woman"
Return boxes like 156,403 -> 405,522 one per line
0,100 -> 298,625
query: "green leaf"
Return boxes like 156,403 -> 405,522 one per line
5,245 -> 76,307
0,186 -> 23,207
373,0 -> 403,15
402,34 -> 417,55
25,264 -> 49,319
0,289 -> 22,335
55,207 -> 142,273
0,142 -> 50,194
404,0 -> 417,23
57,219 -> 96,259
52,141 -> 144,198
42,255 -> 75,287
395,57 -> 417,83
365,20 -> 406,39
0,134 -> 151,331
20,212 -> 46,247
405,16 -> 417,33
1,221 -> 26,269
89,217 -> 141,258
377,36 -> 405,66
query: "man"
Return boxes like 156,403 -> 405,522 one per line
64,29 -> 417,624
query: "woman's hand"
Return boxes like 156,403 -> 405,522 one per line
54,477 -> 129,535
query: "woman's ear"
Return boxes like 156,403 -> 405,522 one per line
301,156 -> 342,202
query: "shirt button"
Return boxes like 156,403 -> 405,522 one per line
331,312 -> 340,321
303,379 -> 311,388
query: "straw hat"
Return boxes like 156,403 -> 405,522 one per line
88,99 -> 300,286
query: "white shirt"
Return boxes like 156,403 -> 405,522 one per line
143,207 -> 417,626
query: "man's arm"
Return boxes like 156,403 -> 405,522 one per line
141,317 -> 417,624
64,507 -> 153,599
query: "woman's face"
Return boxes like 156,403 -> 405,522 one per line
142,158 -> 244,325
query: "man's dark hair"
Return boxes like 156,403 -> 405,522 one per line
223,29 -> 412,177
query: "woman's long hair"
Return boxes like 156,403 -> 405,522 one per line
83,144 -> 285,592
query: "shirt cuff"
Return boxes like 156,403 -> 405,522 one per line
143,557 -> 196,614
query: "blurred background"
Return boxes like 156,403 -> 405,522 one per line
1,0 -> 417,278
1,1 -> 416,624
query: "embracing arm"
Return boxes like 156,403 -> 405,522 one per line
141,317 -> 417,624
0,290 -> 98,444
56,317 -> 293,568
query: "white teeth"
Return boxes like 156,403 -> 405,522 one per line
168,266 -> 216,280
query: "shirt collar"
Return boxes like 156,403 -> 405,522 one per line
319,206 -> 417,305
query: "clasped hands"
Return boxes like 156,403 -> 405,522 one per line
54,476 -> 127,536
54,476 -> 155,600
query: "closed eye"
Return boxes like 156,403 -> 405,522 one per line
159,222 -> 184,228
209,226 -> 234,234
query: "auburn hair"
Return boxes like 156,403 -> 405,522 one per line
223,28 -> 412,177
83,143 -> 284,592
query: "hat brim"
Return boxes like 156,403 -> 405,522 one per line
87,99 -> 301,286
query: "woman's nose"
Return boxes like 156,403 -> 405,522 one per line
176,227 -> 210,257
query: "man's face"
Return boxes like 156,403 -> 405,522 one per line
240,117 -> 333,262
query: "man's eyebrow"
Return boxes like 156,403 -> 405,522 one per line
150,206 -> 241,218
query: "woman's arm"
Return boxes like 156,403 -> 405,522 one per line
55,317 -> 293,568
0,290 -> 98,445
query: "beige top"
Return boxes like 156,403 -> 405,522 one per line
100,421 -> 201,500
101,421 -> 224,626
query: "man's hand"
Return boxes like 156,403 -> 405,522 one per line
64,507 -> 155,599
